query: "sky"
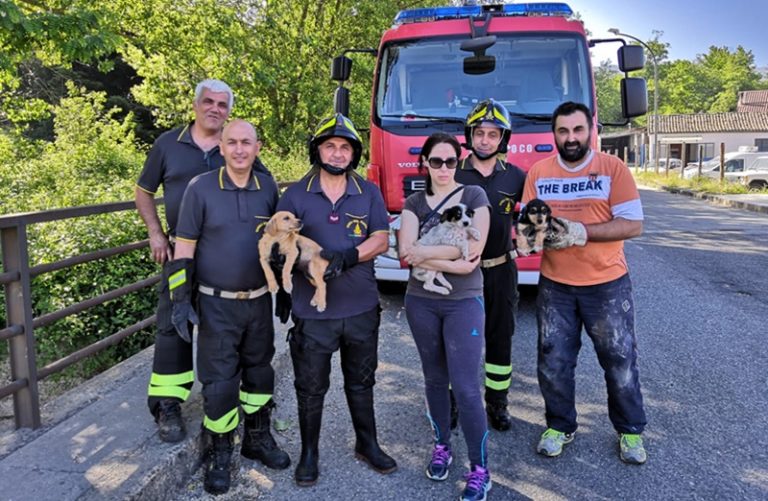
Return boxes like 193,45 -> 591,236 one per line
568,0 -> 768,68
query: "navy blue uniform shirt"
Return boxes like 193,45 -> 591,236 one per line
176,167 -> 278,291
136,122 -> 272,236
277,171 -> 389,320
455,156 -> 526,259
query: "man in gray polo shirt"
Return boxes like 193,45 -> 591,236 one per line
172,119 -> 288,495
135,79 -> 234,444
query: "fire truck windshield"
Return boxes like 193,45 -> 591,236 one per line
375,33 -> 592,133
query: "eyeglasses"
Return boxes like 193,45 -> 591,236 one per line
427,157 -> 459,169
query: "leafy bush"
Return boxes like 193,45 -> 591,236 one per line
1,85 -> 158,380
260,147 -> 311,184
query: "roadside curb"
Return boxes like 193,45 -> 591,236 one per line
645,184 -> 768,215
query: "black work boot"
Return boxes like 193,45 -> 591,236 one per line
346,389 -> 397,474
153,399 -> 186,443
295,395 -> 324,486
241,403 -> 290,469
203,429 -> 234,495
486,398 -> 512,431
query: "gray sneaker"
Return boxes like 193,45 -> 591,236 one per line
536,428 -> 574,457
619,434 -> 647,464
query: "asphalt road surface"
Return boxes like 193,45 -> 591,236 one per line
179,188 -> 768,500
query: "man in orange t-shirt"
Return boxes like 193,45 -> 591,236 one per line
521,101 -> 648,465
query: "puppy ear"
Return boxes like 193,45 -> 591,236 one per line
444,206 -> 461,222
519,204 -> 529,221
466,208 -> 475,218
265,217 -> 277,236
439,209 -> 451,223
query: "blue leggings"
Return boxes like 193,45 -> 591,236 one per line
405,294 -> 489,467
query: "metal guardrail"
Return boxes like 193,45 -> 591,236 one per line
0,200 -> 162,428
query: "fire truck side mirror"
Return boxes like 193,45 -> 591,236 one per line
617,45 -> 645,73
332,55 -> 353,82
334,86 -> 350,116
620,77 -> 648,118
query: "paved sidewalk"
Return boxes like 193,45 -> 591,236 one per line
0,324 -> 291,501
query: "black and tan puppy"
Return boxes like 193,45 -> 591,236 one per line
258,211 -> 329,312
516,198 -> 564,255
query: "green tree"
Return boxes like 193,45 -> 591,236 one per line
0,1 -> 121,128
594,60 -> 623,124
699,46 -> 762,112
658,45 -> 763,114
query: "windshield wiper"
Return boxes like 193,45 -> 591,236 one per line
508,112 -> 552,123
380,113 -> 465,124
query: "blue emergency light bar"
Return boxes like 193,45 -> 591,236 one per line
394,3 -> 573,25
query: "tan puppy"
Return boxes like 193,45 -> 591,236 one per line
258,211 -> 329,312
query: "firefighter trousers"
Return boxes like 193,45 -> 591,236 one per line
481,258 -> 519,404
289,306 -> 380,411
147,261 -> 194,415
197,293 -> 276,434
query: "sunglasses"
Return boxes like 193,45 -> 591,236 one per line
427,157 -> 459,169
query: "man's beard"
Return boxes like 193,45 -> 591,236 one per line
557,138 -> 590,163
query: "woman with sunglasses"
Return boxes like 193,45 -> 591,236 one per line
399,132 -> 492,501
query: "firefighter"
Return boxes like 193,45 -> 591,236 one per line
172,119 -> 289,494
135,79 -> 233,442
276,113 -> 397,486
455,98 -> 526,431
135,79 -> 273,444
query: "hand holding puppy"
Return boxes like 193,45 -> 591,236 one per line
545,217 -> 588,250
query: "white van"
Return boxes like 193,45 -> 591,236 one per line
730,156 -> 768,190
683,151 -> 767,180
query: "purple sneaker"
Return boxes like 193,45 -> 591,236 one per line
425,444 -> 453,481
461,464 -> 491,501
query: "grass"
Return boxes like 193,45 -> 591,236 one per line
630,168 -> 768,195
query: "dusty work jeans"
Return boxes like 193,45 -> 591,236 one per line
536,274 -> 647,435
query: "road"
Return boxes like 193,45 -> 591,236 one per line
179,188 -> 768,500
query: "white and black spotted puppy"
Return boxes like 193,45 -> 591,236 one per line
412,203 -> 481,295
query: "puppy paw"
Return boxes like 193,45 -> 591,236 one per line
310,295 -> 326,312
424,283 -> 450,295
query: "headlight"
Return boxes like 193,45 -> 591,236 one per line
384,214 -> 401,259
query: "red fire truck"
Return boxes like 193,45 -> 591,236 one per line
331,2 -> 647,284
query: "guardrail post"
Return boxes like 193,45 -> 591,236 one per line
2,223 -> 41,428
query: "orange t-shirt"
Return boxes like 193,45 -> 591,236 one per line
522,151 -> 643,286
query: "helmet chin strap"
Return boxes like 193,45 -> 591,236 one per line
319,162 -> 349,176
471,148 -> 497,161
